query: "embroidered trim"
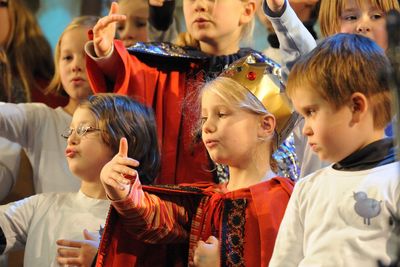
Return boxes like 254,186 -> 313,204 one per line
150,184 -> 203,193
221,199 -> 247,267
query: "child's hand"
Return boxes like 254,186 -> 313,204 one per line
265,0 -> 285,13
92,2 -> 126,57
149,0 -> 168,7
56,229 -> 99,267
100,137 -> 139,200
193,236 -> 220,267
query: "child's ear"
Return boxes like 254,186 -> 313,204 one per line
259,114 -> 276,138
349,92 -> 368,124
240,0 -> 256,25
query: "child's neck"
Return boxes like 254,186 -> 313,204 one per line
80,180 -> 107,199
63,98 -> 81,116
227,165 -> 275,192
199,39 -> 240,56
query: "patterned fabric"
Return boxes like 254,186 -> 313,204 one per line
221,199 -> 247,267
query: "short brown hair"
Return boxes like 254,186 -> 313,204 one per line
319,0 -> 400,37
287,33 -> 392,129
79,93 -> 160,185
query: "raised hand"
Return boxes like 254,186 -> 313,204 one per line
149,0 -> 167,7
92,2 -> 126,57
265,0 -> 285,12
56,229 -> 100,267
193,236 -> 220,267
100,137 -> 139,200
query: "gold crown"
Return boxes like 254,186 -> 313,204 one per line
221,53 -> 298,145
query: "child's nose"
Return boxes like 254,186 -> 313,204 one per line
202,119 -> 216,134
302,122 -> 313,136
356,18 -> 371,34
194,0 -> 207,12
72,58 -> 84,72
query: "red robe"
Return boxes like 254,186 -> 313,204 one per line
96,177 -> 294,266
86,40 -> 258,185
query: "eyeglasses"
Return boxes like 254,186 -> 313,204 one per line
61,124 -> 101,139
0,0 -> 8,8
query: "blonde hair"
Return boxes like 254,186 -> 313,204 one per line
199,76 -> 278,171
287,33 -> 392,130
319,0 -> 400,37
46,16 -> 99,95
175,0 -> 255,48
1,0 -> 54,102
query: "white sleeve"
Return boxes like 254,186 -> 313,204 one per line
0,139 -> 21,201
262,0 -> 317,83
269,181 -> 304,267
0,195 -> 40,253
0,102 -> 51,147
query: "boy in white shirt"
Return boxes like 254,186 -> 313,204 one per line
269,33 -> 399,267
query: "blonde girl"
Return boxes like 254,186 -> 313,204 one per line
97,54 -> 295,266
0,16 -> 97,194
86,0 -> 298,186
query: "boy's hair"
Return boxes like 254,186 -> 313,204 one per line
80,93 -> 160,185
1,0 -> 54,102
46,16 -> 99,95
175,0 -> 255,48
287,33 -> 392,129
319,0 -> 400,37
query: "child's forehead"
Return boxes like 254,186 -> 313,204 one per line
341,0 -> 383,11
119,0 -> 148,15
71,107 -> 97,124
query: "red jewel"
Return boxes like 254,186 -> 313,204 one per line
247,71 -> 256,81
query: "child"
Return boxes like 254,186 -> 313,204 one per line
255,0 -> 319,64
0,93 -> 160,266
116,0 -> 180,47
269,34 -> 399,267
115,0 -> 149,47
263,0 -> 400,177
0,16 -> 97,194
97,53 -> 296,266
85,0 -> 299,184
0,0 -> 68,201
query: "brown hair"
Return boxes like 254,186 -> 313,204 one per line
46,16 -> 99,95
1,0 -> 54,102
80,93 -> 160,185
287,33 -> 392,129
319,0 -> 400,37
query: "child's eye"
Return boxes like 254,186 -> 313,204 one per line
200,116 -> 207,125
305,109 -> 316,117
116,24 -> 125,32
62,55 -> 73,61
343,15 -> 358,21
218,113 -> 227,118
371,13 -> 383,20
135,21 -> 147,28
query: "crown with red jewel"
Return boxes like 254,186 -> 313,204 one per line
220,53 -> 298,145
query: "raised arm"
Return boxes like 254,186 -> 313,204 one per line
100,138 -> 191,243
149,0 -> 175,31
0,195 -> 41,254
263,0 -> 317,83
0,140 -> 21,201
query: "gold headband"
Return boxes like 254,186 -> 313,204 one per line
220,53 -> 298,145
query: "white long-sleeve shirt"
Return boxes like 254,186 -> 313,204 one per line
0,102 -> 79,193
